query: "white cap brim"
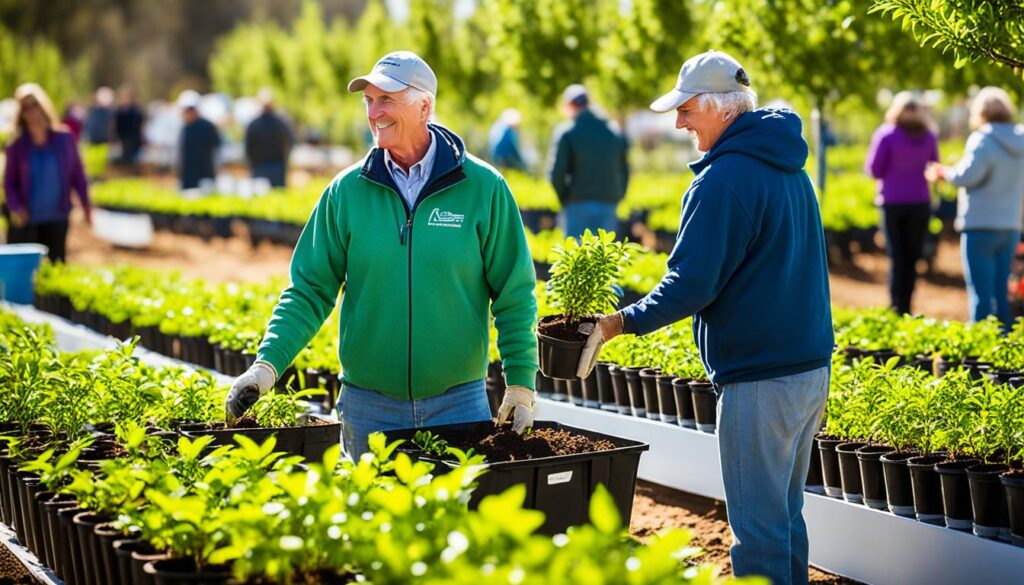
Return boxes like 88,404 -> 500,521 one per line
347,71 -> 409,93
650,88 -> 698,113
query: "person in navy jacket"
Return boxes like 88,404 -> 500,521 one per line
579,51 -> 834,585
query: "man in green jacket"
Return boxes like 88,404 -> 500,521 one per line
226,51 -> 539,458
548,84 -> 630,239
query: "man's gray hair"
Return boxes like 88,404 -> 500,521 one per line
696,88 -> 758,121
401,86 -> 436,119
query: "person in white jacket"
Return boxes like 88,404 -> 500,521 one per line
928,86 -> 1024,328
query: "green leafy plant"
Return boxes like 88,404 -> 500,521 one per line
547,229 -> 641,322
248,388 -> 326,428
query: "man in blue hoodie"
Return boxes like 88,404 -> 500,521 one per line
578,51 -> 834,585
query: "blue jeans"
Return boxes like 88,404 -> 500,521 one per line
961,229 -> 1020,329
717,366 -> 829,585
560,201 -> 619,240
337,379 -> 491,460
252,161 -> 287,187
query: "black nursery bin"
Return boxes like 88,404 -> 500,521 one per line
181,414 -> 341,461
387,420 -> 649,535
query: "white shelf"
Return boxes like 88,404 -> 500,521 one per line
537,397 -> 1024,585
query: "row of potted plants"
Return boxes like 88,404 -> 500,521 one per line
0,308 -> 750,585
818,353 -> 1024,546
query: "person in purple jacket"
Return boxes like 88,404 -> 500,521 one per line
3,83 -> 92,263
865,91 -> 939,315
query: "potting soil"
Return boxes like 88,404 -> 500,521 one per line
446,426 -> 616,461
537,315 -> 593,342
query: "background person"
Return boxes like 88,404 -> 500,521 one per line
83,86 -> 113,144
489,108 -> 527,171
244,88 -> 295,188
113,84 -> 145,167
578,50 -> 833,585
547,84 -> 629,239
176,90 -> 221,190
224,51 -> 539,459
3,83 -> 92,262
928,86 -> 1024,328
865,91 -> 939,315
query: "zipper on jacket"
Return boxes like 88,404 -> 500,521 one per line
363,167 -> 466,401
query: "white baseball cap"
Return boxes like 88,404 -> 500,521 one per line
651,50 -> 751,113
347,51 -> 438,95
177,89 -> 201,109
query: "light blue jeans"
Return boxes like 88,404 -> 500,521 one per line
961,229 -> 1020,329
337,379 -> 491,460
560,201 -> 619,240
717,366 -> 829,585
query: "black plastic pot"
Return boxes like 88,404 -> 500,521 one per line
95,523 -> 132,584
639,368 -> 661,421
57,505 -> 87,584
869,348 -> 900,366
551,378 -> 569,402
816,436 -> 844,499
535,371 -> 555,400
114,538 -> 162,585
856,445 -> 893,510
485,361 -> 505,418
565,378 -> 584,406
144,557 -> 232,585
908,454 -> 947,524
74,511 -> 112,585
537,315 -> 589,380
967,463 -> 1010,540
595,363 -> 617,412
836,442 -> 868,504
842,346 -> 870,364
935,458 -> 980,530
655,374 -> 678,425
671,377 -> 695,429
985,370 -> 1024,386
623,367 -> 646,418
181,414 -> 341,461
41,493 -> 77,580
806,440 -> 824,494
16,473 -> 42,554
689,381 -> 717,433
133,548 -> 172,585
881,451 -> 918,517
608,366 -> 632,415
579,367 -> 600,408
1001,470 -> 1024,547
388,420 -> 649,535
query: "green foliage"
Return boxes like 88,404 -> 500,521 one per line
0,24 -> 89,114
547,230 -> 642,320
248,388 -> 326,428
871,0 -> 1024,73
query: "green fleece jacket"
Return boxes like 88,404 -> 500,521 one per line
257,124 -> 538,399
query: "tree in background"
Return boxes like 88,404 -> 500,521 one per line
0,24 -> 89,115
872,0 -> 1024,74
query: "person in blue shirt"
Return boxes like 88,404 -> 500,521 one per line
578,51 -> 834,585
489,108 -> 527,171
176,90 -> 221,191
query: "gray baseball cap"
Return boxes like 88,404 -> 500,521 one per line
650,50 -> 751,113
347,51 -> 438,95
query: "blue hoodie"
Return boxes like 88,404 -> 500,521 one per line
620,109 -> 834,385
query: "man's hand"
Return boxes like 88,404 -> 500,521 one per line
225,361 -> 277,423
577,313 -> 625,378
925,162 -> 945,183
496,385 -> 534,435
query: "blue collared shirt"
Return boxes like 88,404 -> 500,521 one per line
384,132 -> 437,210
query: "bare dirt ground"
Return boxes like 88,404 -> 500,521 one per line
630,480 -> 861,583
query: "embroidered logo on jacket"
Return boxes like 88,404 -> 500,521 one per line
427,208 -> 465,228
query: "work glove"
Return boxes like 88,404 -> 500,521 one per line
577,313 -> 625,378
225,360 -> 277,423
496,385 -> 535,435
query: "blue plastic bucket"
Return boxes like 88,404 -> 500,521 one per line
0,244 -> 48,304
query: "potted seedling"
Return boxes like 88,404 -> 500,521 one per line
537,230 -> 640,380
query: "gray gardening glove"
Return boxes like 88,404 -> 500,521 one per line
578,313 -> 624,378
225,360 -> 277,423
496,385 -> 535,435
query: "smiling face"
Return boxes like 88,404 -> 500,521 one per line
675,95 -> 731,152
363,84 -> 429,152
19,96 -> 47,131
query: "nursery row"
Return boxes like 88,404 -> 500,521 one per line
0,309 -> 748,585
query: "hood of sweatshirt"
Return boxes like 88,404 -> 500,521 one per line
983,123 -> 1024,158
691,108 -> 809,175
